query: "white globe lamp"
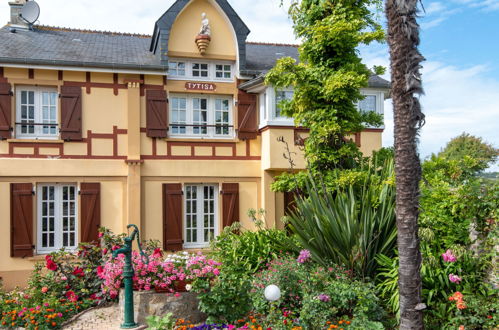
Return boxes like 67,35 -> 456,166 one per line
264,284 -> 281,301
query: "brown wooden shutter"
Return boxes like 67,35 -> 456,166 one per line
0,82 -> 12,139
11,183 -> 34,258
80,183 -> 101,243
237,90 -> 258,140
284,191 -> 297,216
221,183 -> 239,228
146,90 -> 168,138
60,86 -> 83,141
163,183 -> 183,251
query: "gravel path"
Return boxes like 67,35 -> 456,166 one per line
62,304 -> 146,330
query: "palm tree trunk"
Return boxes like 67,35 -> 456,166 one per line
386,0 -> 426,328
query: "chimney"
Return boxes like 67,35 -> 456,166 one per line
8,0 -> 29,28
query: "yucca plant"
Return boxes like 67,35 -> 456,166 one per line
287,159 -> 396,279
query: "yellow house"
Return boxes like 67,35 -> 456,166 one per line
0,0 -> 390,290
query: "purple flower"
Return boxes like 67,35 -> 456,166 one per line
318,294 -> 330,302
449,274 -> 462,284
442,249 -> 457,262
297,249 -> 312,263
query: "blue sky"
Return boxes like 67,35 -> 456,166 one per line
1,0 -> 497,169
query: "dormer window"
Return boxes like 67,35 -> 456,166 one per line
167,59 -> 234,82
192,63 -> 209,78
168,61 -> 186,77
215,65 -> 232,79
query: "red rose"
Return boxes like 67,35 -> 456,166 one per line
97,266 -> 104,276
72,267 -> 84,277
45,256 -> 58,271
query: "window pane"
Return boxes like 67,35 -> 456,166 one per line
358,95 -> 377,113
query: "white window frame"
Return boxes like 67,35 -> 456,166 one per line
168,61 -> 187,77
357,89 -> 386,129
167,59 -> 234,82
215,64 -> 232,80
15,86 -> 59,140
169,94 -> 234,139
36,183 -> 78,254
191,62 -> 210,79
259,86 -> 295,128
183,184 -> 219,249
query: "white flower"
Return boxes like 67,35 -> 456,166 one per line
185,284 -> 192,291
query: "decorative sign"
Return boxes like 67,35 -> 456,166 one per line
185,82 -> 217,91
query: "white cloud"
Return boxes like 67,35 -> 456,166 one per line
361,44 -> 499,169
419,2 -> 461,30
383,61 -> 499,162
425,2 -> 446,15
451,0 -> 499,11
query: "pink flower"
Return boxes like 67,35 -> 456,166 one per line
297,249 -> 312,263
449,274 -> 462,284
41,286 -> 48,293
213,268 -> 220,276
442,249 -> 457,262
102,248 -> 108,255
112,245 -> 120,251
318,294 -> 330,302
174,292 -> 181,297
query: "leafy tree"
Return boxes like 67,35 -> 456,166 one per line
438,133 -> 498,172
386,0 -> 425,328
268,0 -> 385,172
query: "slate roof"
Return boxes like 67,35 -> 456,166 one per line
0,25 -> 390,89
0,25 -> 164,71
243,42 -> 390,89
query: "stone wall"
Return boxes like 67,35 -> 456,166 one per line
119,290 -> 207,325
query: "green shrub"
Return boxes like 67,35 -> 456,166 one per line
146,313 -> 175,330
250,255 -> 385,329
209,211 -> 296,275
193,271 -> 253,324
287,159 -> 396,279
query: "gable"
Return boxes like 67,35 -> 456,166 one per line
168,0 -> 237,60
151,0 -> 250,71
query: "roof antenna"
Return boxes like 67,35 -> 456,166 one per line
19,0 -> 40,31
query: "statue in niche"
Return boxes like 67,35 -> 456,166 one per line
195,12 -> 211,55
199,12 -> 211,36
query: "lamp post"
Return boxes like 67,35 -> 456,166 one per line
112,224 -> 149,329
